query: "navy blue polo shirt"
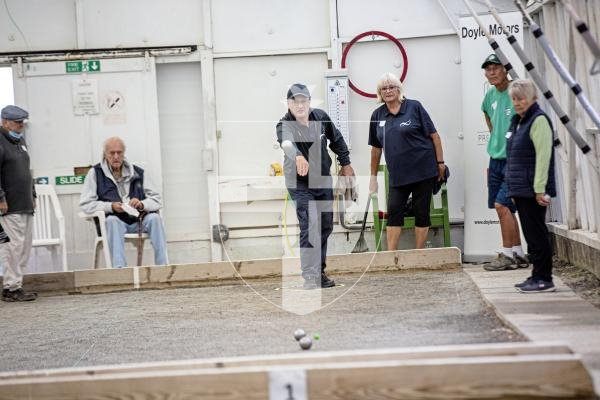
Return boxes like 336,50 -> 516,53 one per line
368,99 -> 438,186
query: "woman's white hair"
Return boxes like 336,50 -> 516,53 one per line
509,79 -> 537,101
375,72 -> 404,103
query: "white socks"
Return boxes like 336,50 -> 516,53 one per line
502,247 -> 513,258
512,245 -> 525,257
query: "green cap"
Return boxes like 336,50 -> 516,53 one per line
481,53 -> 502,68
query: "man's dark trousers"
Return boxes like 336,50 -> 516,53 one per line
288,182 -> 334,280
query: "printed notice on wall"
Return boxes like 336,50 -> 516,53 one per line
102,90 -> 127,125
72,79 -> 99,115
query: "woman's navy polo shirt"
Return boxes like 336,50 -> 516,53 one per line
368,98 -> 438,187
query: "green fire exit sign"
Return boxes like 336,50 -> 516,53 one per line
65,60 -> 101,73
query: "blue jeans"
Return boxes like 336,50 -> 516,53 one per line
287,186 -> 334,279
488,158 -> 517,213
105,213 -> 168,268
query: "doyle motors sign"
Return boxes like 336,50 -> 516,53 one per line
461,23 -> 520,41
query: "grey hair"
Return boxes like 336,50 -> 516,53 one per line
509,79 -> 537,101
102,136 -> 126,158
376,72 -> 404,103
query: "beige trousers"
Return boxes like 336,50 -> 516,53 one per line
0,214 -> 33,290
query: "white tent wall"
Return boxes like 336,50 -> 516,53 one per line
337,0 -> 456,38
0,0 -> 472,269
205,0 -> 466,261
0,0 -> 77,51
0,0 -> 204,51
79,0 -> 205,49
7,0 -> 596,270
210,0 -> 330,52
156,62 -> 212,265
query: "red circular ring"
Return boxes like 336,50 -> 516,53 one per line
341,31 -> 408,98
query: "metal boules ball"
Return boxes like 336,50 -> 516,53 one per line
294,328 -> 306,341
299,336 -> 312,350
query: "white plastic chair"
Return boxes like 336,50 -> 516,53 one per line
78,210 -> 149,268
32,184 -> 68,272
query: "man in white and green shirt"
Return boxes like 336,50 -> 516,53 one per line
480,54 -> 528,271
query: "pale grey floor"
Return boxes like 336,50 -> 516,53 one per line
0,269 -> 523,372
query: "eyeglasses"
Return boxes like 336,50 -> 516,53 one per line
380,86 -> 398,92
11,120 -> 25,124
290,98 -> 310,107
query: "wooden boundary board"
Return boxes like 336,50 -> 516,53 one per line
18,247 -> 462,295
0,349 -> 594,399
0,342 -> 573,381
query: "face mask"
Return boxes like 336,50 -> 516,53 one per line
8,131 -> 23,140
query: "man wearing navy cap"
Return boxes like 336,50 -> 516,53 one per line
0,105 -> 37,302
480,54 -> 529,271
276,84 -> 355,289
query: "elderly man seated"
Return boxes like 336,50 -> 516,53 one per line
80,137 -> 168,267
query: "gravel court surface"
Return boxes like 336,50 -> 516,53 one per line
0,269 -> 525,372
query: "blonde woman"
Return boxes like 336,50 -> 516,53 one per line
368,73 -> 446,250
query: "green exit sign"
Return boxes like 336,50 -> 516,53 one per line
65,60 -> 101,73
55,175 -> 85,185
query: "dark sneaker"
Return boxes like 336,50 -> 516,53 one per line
514,276 -> 533,288
321,273 -> 336,288
2,288 -> 37,302
303,277 -> 319,290
483,253 -> 518,271
518,279 -> 556,293
513,253 -> 530,268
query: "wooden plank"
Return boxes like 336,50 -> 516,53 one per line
25,248 -> 461,295
0,354 -> 593,399
0,342 -> 572,381
307,355 -> 595,399
21,272 -> 75,294
0,369 -> 268,400
73,268 -> 134,293
138,262 -> 238,288
326,248 -> 462,274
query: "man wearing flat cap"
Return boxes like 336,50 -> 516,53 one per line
276,83 -> 355,290
0,105 -> 38,302
480,54 -> 528,271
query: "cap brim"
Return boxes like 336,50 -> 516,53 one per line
288,94 -> 310,99
482,61 -> 502,68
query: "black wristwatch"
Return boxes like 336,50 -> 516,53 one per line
437,161 -> 445,164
